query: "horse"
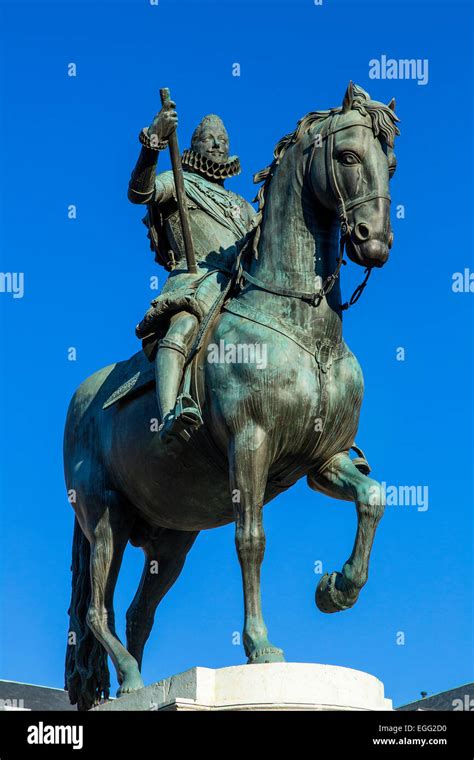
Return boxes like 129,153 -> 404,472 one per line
64,82 -> 400,711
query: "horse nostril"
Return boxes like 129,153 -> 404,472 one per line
355,223 -> 371,241
388,231 -> 394,249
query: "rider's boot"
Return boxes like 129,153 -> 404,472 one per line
154,312 -> 202,444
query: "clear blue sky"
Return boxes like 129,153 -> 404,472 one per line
0,0 -> 472,708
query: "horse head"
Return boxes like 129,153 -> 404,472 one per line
309,82 -> 400,270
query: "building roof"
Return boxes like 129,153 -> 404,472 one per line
0,680 -> 76,711
397,682 -> 474,711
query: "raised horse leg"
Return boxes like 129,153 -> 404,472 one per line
308,452 -> 385,613
229,426 -> 285,664
126,527 -> 199,669
84,490 -> 145,696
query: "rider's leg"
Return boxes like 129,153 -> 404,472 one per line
154,310 -> 201,441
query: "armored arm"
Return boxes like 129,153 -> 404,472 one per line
128,143 -> 161,204
127,99 -> 178,205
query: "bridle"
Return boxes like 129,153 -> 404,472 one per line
241,112 -> 391,311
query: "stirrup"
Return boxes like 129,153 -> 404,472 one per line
159,394 -> 203,445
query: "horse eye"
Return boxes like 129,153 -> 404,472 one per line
340,152 -> 360,166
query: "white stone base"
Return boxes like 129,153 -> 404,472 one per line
92,663 -> 392,711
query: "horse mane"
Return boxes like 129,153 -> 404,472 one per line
246,84 -> 400,259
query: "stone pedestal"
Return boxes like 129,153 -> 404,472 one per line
92,663 -> 392,711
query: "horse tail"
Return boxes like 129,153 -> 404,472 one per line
65,518 -> 110,711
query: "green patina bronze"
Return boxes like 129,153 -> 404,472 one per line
64,82 -> 400,711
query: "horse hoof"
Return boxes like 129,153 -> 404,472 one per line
116,675 -> 145,698
247,646 -> 286,664
116,685 -> 144,698
316,572 -> 360,614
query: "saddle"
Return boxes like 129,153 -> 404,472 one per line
102,353 -> 155,410
102,271 -> 233,413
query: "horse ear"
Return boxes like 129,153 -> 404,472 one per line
387,97 -> 396,111
342,81 -> 354,113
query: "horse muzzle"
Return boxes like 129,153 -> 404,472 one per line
346,232 -> 391,269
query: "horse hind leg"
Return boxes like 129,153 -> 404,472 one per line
84,489 -> 145,697
125,527 -> 199,669
308,452 -> 385,613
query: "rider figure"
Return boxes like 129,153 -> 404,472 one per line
128,99 -> 255,443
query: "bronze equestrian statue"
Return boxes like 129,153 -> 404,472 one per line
64,82 -> 400,711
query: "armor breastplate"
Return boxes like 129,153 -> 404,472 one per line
163,204 -> 242,272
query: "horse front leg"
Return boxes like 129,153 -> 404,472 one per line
308,452 -> 385,613
229,425 -> 285,664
